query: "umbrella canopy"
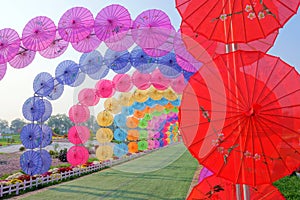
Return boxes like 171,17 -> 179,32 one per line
132,102 -> 146,111
104,97 -> 121,114
170,74 -> 186,94
163,88 -> 178,101
150,69 -> 170,90
127,129 -> 139,141
55,60 -> 80,85
58,7 -> 94,43
132,9 -> 173,49
105,29 -> 134,52
157,52 -> 182,78
46,79 -> 64,100
95,79 -> 115,98
68,125 -> 90,144
9,46 -> 36,69
67,146 -> 89,166
139,130 -> 148,140
133,110 -> 145,119
113,74 -> 133,92
114,113 -> 127,128
20,150 -> 42,176
22,97 -> 45,121
131,70 -> 151,90
114,143 -> 128,158
71,31 -> 101,53
20,123 -> 42,149
40,124 -> 52,148
33,72 -> 54,97
176,0 -> 300,43
40,99 -> 52,122
104,49 -> 131,73
69,72 -> 86,87
96,128 -> 113,143
0,63 -> 7,81
94,4 -> 132,42
79,50 -> 103,75
128,142 -> 138,153
130,47 -> 156,74
138,140 -> 148,151
78,88 -> 100,106
39,150 -> 52,174
22,16 -> 56,51
187,175 -> 285,200
39,32 -> 69,59
97,110 -> 114,127
179,50 -> 300,185
114,128 -> 127,141
0,28 -> 20,64
118,92 -> 134,107
198,167 -> 214,183
96,145 -> 113,161
148,86 -> 164,100
132,89 -> 149,103
126,117 -> 139,129
69,104 -> 90,123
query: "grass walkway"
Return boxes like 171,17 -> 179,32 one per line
20,143 -> 198,200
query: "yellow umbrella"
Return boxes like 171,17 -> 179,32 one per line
147,86 -> 163,100
96,128 -> 113,143
96,145 -> 113,161
97,110 -> 114,126
104,97 -> 121,114
118,92 -> 134,106
132,89 -> 148,103
163,88 -> 178,101
127,129 -> 139,141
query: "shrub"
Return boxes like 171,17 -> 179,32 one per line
19,146 -> 26,151
58,148 -> 67,162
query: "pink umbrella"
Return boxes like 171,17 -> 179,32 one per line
67,146 -> 89,166
71,31 -> 101,53
0,28 -> 20,64
58,7 -> 94,43
105,29 -> 134,52
150,69 -> 170,90
198,167 -> 214,183
113,74 -> 133,92
22,16 -> 56,51
39,32 -> 69,59
9,45 -> 36,69
95,79 -> 115,98
170,74 -> 186,94
78,88 -> 100,106
68,126 -> 90,144
68,104 -> 90,123
147,140 -> 155,150
0,63 -> 7,81
132,9 -> 173,49
131,70 -> 151,90
154,139 -> 160,149
94,4 -> 132,43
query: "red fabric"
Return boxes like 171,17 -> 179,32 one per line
187,175 -> 285,200
176,0 -> 300,43
179,50 -> 300,185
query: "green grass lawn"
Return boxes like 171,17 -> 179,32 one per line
0,134 -> 21,146
274,174 -> 300,200
21,143 -> 198,200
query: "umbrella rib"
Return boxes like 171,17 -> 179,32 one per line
239,51 -> 251,107
261,112 -> 300,120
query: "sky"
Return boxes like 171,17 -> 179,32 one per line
0,0 -> 299,123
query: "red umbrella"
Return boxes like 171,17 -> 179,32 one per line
94,4 -> 132,43
179,50 -> 300,185
187,175 -> 285,200
0,28 -> 20,64
22,16 -> 56,51
71,31 -> 101,53
58,7 -> 94,43
0,63 -> 7,81
9,45 -> 36,69
39,32 -> 69,59
176,0 -> 300,43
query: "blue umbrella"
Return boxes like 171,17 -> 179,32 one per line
113,143 -> 128,158
69,72 -> 85,87
40,124 -> 52,148
20,123 -> 42,149
88,65 -> 109,80
55,60 -> 80,85
159,139 -> 164,147
157,52 -> 182,78
40,99 -> 52,122
114,114 -> 127,129
182,69 -> 195,82
20,150 -> 43,176
39,149 -> 52,174
114,128 -> 127,141
104,49 -> 130,73
132,102 -> 146,111
145,98 -> 156,107
112,61 -> 131,74
79,50 -> 103,75
130,47 -> 156,74
33,72 -> 54,97
46,79 -> 64,100
121,106 -> 134,116
22,97 -> 45,121
170,98 -> 181,106
156,97 -> 169,106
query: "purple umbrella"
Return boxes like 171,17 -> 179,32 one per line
20,150 -> 42,176
9,45 -> 36,69
22,16 -> 56,51
0,28 -> 20,64
198,167 -> 214,183
46,79 -> 64,100
0,63 -> 7,81
94,4 -> 132,42
132,9 -> 173,49
33,72 -> 54,97
58,7 -> 94,43
40,125 -> 53,148
39,32 -> 69,59
105,29 -> 134,52
71,31 -> 101,53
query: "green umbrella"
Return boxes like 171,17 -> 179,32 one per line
143,113 -> 153,121
139,129 -> 148,140
138,118 -> 148,129
138,140 -> 148,151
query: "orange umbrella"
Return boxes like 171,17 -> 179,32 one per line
96,128 -> 113,143
164,102 -> 174,110
127,129 -> 139,141
104,97 -> 121,114
128,142 -> 138,153
97,110 -> 114,126
96,145 -> 113,161
133,110 -> 145,119
126,116 -> 139,129
132,89 -> 149,103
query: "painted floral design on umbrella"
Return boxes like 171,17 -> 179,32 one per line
39,32 -> 69,59
22,97 -> 45,121
71,31 -> 101,53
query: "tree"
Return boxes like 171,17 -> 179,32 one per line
46,114 -> 73,135
82,115 -> 100,134
0,119 -> 9,133
10,118 -> 27,133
